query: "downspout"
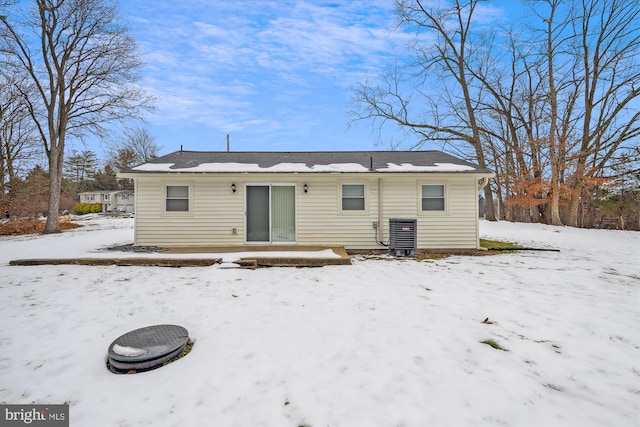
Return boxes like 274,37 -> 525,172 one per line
478,177 -> 489,190
377,177 -> 386,246
476,177 -> 489,250
133,178 -> 138,245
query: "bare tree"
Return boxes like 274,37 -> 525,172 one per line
474,0 -> 639,227
0,0 -> 153,233
107,127 -> 160,170
0,66 -> 41,198
510,0 -> 640,226
535,0 -> 569,225
351,0 -> 497,220
108,146 -> 137,173
353,0 -> 639,228
106,127 -> 160,191
469,28 -> 549,222
564,0 -> 640,226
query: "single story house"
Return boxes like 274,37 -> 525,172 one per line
79,190 -> 135,213
117,150 -> 494,251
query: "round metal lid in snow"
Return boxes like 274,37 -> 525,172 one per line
107,324 -> 189,372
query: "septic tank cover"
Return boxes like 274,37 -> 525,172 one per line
107,324 -> 189,373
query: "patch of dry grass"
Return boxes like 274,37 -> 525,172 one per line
0,216 -> 81,236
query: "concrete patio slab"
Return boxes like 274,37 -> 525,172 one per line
9,246 -> 351,267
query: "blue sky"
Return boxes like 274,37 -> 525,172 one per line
90,0 -> 521,158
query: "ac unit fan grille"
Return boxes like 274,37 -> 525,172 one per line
389,218 -> 417,257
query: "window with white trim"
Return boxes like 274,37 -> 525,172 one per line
421,184 -> 445,211
342,184 -> 365,211
166,185 -> 189,212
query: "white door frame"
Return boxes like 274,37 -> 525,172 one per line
244,183 -> 297,244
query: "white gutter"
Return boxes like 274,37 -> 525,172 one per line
477,176 -> 492,190
475,175 -> 493,249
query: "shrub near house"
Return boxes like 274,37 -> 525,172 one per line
74,202 -> 102,215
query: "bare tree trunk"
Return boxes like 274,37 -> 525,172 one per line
567,170 -> 584,227
545,1 -> 564,226
44,146 -> 63,232
482,185 -> 496,221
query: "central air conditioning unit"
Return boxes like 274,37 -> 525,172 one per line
388,218 -> 417,257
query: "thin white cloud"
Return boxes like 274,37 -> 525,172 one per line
120,0 -> 413,144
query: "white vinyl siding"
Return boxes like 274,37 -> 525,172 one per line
130,173 -> 481,249
166,185 -> 189,212
135,177 -> 242,246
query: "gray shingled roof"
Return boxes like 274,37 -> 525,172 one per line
126,150 -> 493,174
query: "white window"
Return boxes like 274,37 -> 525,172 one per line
422,185 -> 445,211
166,185 -> 189,212
342,184 -> 365,211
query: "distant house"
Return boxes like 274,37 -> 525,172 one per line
117,151 -> 494,250
79,190 -> 135,213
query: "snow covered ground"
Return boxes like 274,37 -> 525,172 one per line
0,216 -> 638,427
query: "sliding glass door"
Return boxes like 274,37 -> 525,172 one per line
246,185 -> 295,243
271,186 -> 295,242
246,186 -> 270,242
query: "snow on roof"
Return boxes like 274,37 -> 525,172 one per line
132,162 -> 475,173
378,163 -> 475,172
128,151 -> 492,174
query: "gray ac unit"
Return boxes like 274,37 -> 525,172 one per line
389,218 -> 417,257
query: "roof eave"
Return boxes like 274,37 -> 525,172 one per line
118,170 -> 494,177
